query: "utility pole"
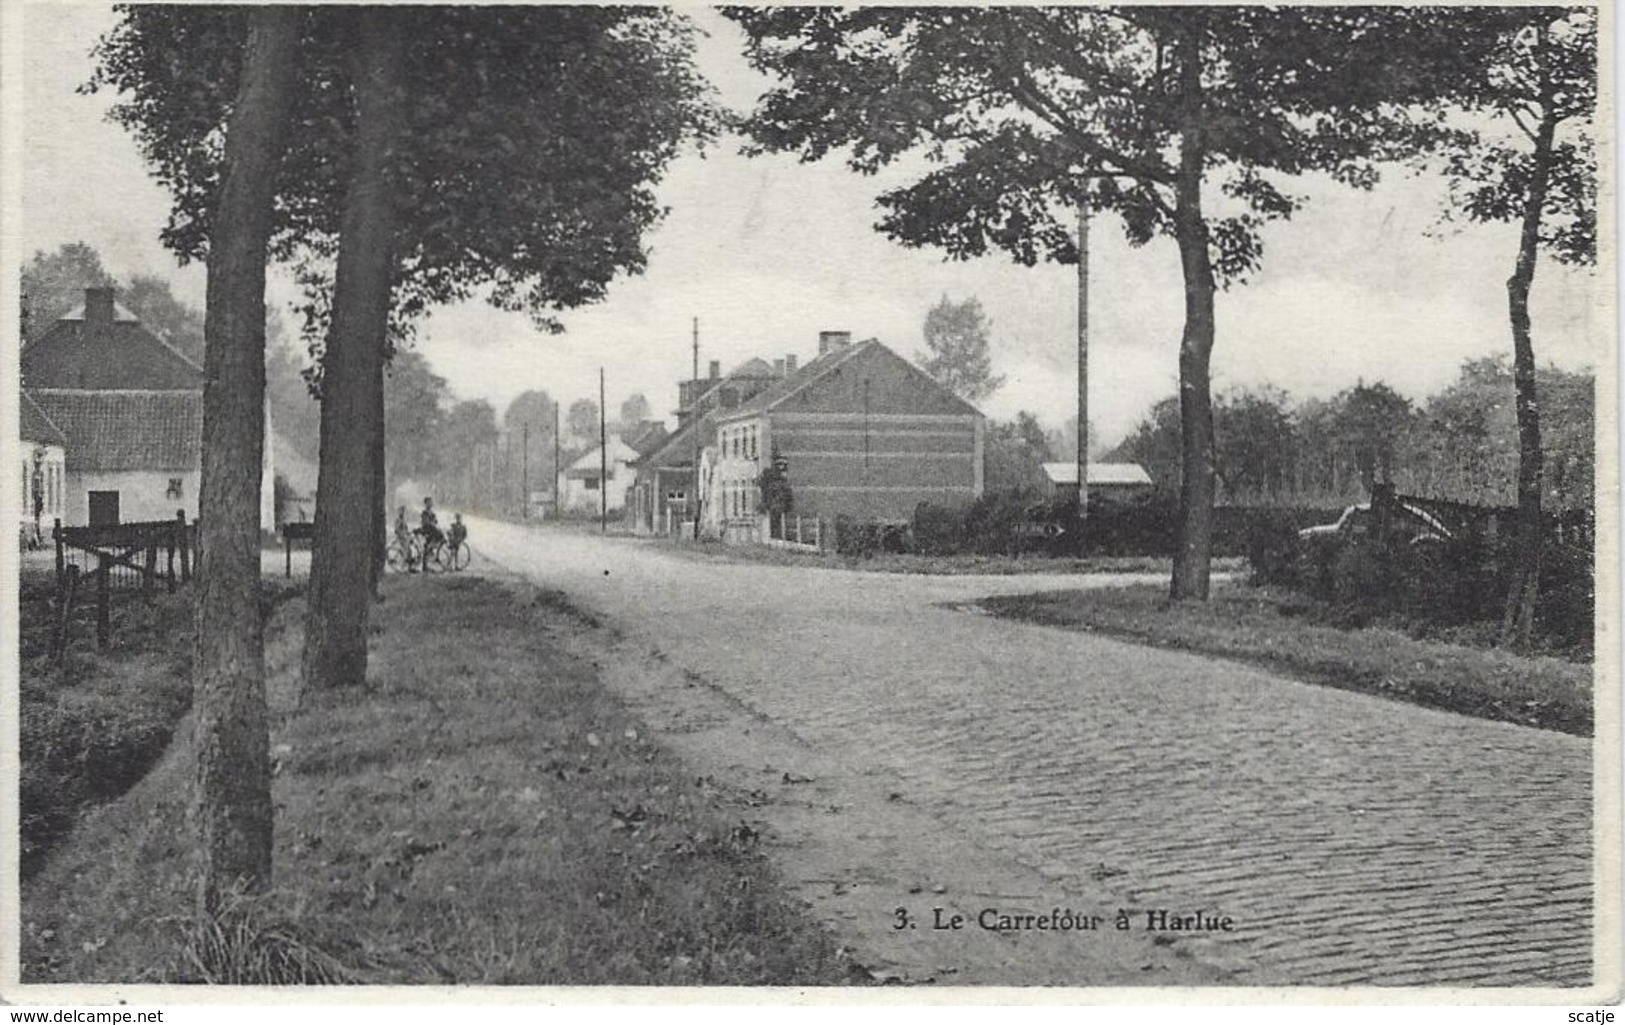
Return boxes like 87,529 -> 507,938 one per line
690,316 -> 700,540
599,367 -> 608,534
553,402 -> 561,520
522,423 -> 530,519
1076,195 -> 1090,528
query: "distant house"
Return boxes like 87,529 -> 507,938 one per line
18,391 -> 67,545
627,357 -> 781,535
711,331 -> 984,533
560,437 -> 640,516
1040,462 -> 1155,504
20,287 -> 275,529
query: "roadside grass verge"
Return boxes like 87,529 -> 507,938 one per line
977,583 -> 1591,736
647,538 -> 1244,577
22,574 -> 865,986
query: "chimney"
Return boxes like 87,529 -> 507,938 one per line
84,287 -> 115,325
785,353 -> 798,373
709,360 -> 721,380
773,358 -> 785,377
818,330 -> 852,355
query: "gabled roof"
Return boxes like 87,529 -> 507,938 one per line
622,420 -> 669,457
28,389 -> 203,472
1041,462 -> 1153,487
23,311 -> 203,391
713,342 -> 869,422
634,407 -> 719,471
564,437 -> 640,478
717,338 -> 981,421
20,390 -> 68,447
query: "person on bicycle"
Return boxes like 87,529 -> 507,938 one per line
393,506 -> 417,572
418,497 -> 445,560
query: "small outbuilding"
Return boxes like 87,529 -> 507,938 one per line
1040,462 -> 1155,504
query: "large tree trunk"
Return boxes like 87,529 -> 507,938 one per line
1169,26 -> 1217,602
372,373 -> 386,597
303,10 -> 405,689
193,6 -> 298,912
1501,105 -> 1558,650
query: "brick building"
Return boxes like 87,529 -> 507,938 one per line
711,331 -> 984,534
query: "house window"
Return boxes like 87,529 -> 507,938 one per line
584,477 -> 600,491
749,427 -> 758,460
167,477 -> 184,499
666,490 -> 686,502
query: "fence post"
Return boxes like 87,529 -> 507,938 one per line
144,540 -> 158,595
177,510 -> 192,582
166,525 -> 177,593
54,564 -> 80,662
285,527 -> 293,579
96,559 -> 110,650
53,517 -> 64,593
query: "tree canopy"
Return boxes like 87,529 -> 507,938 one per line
917,295 -> 1004,405
89,6 -> 720,340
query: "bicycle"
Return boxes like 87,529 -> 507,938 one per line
387,533 -> 422,572
418,536 -> 471,573
434,538 -> 472,572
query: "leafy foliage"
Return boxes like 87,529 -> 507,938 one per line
88,6 -> 721,339
726,6 -> 1476,280
916,295 -> 1003,403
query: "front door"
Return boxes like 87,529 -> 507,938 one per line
87,490 -> 120,527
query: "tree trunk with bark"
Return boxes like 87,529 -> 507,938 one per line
372,376 -> 386,598
1501,103 -> 1557,650
303,10 -> 405,689
1169,27 -> 1217,602
193,6 -> 298,912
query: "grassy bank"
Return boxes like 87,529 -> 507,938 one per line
23,573 -> 864,986
979,583 -> 1591,736
18,571 -> 196,876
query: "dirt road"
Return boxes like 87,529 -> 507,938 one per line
467,517 -> 1594,988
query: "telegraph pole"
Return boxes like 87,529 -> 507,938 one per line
599,367 -> 608,534
690,317 -> 700,539
1076,195 -> 1090,527
553,402 -> 561,520
521,423 -> 530,519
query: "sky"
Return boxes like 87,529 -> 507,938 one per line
16,3 -> 1608,449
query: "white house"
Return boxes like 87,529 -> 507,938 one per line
19,391 -> 67,546
21,288 -> 275,529
559,437 -> 639,516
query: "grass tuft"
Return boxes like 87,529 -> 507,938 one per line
169,888 -> 359,985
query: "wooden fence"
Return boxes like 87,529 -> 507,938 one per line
50,511 -> 196,657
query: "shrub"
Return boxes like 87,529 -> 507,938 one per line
1245,515 -> 1302,586
911,502 -> 965,556
1538,541 -> 1594,658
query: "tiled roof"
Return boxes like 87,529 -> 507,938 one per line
20,390 -> 68,447
22,318 -> 203,390
1041,462 -> 1154,487
27,389 -> 203,471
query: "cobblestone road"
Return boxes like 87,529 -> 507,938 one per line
472,519 -> 1595,986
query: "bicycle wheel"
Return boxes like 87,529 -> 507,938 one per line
425,542 -> 449,573
449,542 -> 471,571
386,540 -> 409,571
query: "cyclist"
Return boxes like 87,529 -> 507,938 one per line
393,505 -> 417,571
448,513 -> 468,556
417,497 -> 445,563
